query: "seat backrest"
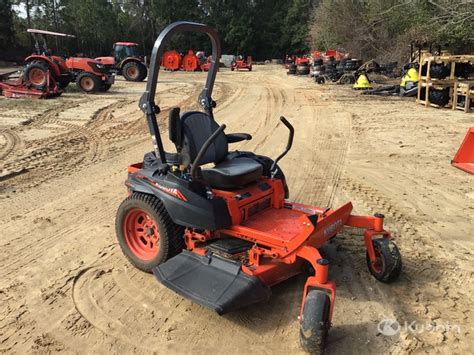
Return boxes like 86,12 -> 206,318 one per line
177,111 -> 228,167
169,107 -> 182,150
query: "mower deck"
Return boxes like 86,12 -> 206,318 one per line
0,70 -> 61,99
154,250 -> 271,314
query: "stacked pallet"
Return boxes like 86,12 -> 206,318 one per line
416,55 -> 474,112
452,81 -> 474,113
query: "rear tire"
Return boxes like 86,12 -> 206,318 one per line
57,77 -> 70,90
340,75 -> 355,84
76,72 -> 101,94
366,238 -> 402,282
23,61 -> 50,89
100,83 -> 112,92
116,193 -> 185,273
122,61 -> 147,81
296,65 -> 310,75
300,290 -> 330,354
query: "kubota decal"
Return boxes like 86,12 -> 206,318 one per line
323,219 -> 343,238
136,174 -> 187,201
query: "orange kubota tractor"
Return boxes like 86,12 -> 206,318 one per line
24,29 -> 114,93
95,42 -> 148,81
231,55 -> 252,71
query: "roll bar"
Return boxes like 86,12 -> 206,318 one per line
271,116 -> 294,178
139,21 -> 222,164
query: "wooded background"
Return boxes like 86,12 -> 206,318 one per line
0,0 -> 472,63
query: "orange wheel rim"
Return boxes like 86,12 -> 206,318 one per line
29,68 -> 46,85
123,208 -> 160,260
371,247 -> 385,274
126,66 -> 138,78
80,77 -> 94,91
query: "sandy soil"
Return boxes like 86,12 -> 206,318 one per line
0,66 -> 473,354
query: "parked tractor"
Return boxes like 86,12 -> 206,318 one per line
95,42 -> 148,81
24,29 -> 114,93
231,55 -> 252,71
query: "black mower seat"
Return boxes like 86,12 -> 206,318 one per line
202,157 -> 263,190
169,109 -> 263,189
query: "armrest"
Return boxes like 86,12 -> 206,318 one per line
226,133 -> 252,143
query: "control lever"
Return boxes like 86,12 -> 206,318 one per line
271,116 -> 294,178
190,124 -> 226,180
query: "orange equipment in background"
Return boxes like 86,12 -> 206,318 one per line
182,49 -> 199,71
0,69 -> 61,99
295,57 -> 310,65
200,56 -> 212,71
452,127 -> 474,174
161,50 -> 181,70
231,56 -> 252,71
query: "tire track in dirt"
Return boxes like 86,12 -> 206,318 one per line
0,80 -> 221,279
283,88 -> 351,208
50,73 -> 300,352
7,67 -> 468,353
0,82 -> 206,192
0,129 -> 21,162
338,175 -> 472,352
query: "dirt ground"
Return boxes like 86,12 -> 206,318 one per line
0,65 -> 472,354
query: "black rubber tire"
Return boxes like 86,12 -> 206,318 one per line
76,72 -> 101,94
100,83 -> 112,92
122,61 -> 147,81
23,61 -> 50,89
340,75 -> 355,84
316,76 -> 326,84
429,88 -> 450,107
366,238 -> 402,283
300,290 -> 330,354
454,62 -> 472,79
297,65 -> 310,75
429,63 -> 449,79
57,77 -> 70,90
116,192 -> 185,273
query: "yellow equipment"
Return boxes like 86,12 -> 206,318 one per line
353,73 -> 372,90
400,67 -> 419,88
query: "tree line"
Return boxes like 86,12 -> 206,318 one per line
0,0 -> 313,61
310,0 -> 473,64
0,0 -> 472,64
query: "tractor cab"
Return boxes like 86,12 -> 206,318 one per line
113,42 -> 143,63
95,42 -> 147,81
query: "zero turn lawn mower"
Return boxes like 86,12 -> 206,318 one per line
116,22 -> 402,353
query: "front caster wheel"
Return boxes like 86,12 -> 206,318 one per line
300,290 -> 330,354
366,238 -> 402,282
115,193 -> 185,272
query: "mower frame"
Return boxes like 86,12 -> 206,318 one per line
120,21 -> 401,352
